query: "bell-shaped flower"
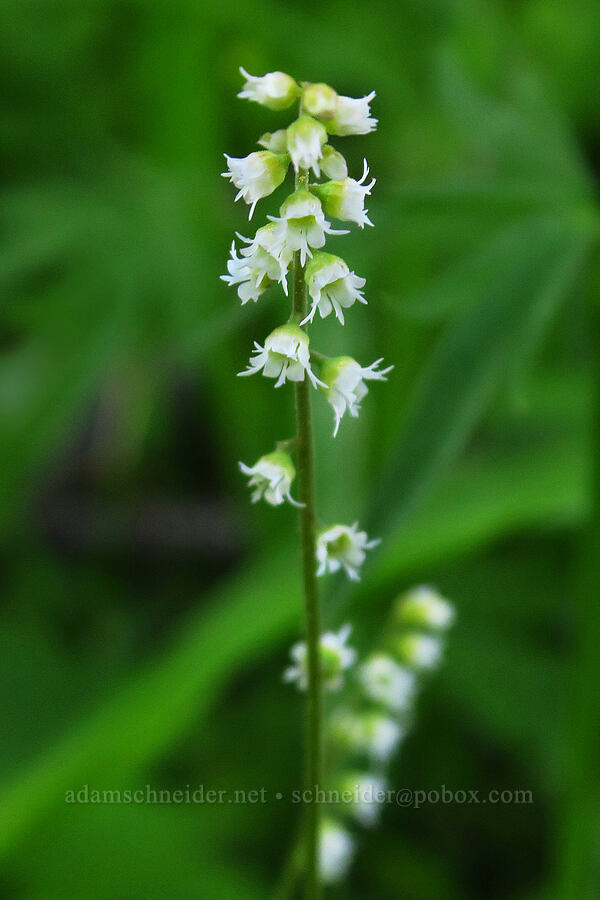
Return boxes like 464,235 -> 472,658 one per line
283,624 -> 357,692
320,145 -> 348,180
221,151 -> 289,219
221,223 -> 292,303
331,709 -> 405,765
358,654 -> 416,713
287,115 -> 328,176
238,323 -> 325,389
269,189 -> 348,266
396,633 -> 444,671
313,160 -> 375,228
237,67 -> 299,110
319,356 -> 393,437
257,129 -> 288,153
327,91 -> 377,136
302,82 -> 339,120
238,451 -> 302,507
319,819 -> 355,884
302,252 -> 366,325
316,522 -> 379,581
396,585 -> 455,630
337,772 -> 388,828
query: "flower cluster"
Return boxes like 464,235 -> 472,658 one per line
224,68 -> 389,584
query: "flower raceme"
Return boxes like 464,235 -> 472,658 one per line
238,323 -> 325,389
238,451 -> 302,508
319,356 -> 393,436
316,522 -> 380,581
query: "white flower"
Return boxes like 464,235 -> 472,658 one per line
316,522 -> 379,581
328,91 -> 377,136
283,624 -> 357,692
221,224 -> 292,303
397,633 -> 444,670
238,323 -> 325,389
358,654 -> 416,713
286,115 -> 327,176
319,819 -> 355,884
320,356 -> 393,437
257,129 -> 288,153
302,82 -> 339,120
332,709 -> 404,764
320,145 -> 348,180
237,67 -> 299,110
269,189 -> 348,267
238,451 -> 302,507
302,252 -> 366,325
313,159 -> 376,228
396,585 -> 455,630
338,772 -> 388,828
221,151 -> 289,219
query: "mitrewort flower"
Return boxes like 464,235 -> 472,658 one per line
327,91 -> 378,136
320,145 -> 348,181
358,654 -> 416,713
338,772 -> 388,827
302,252 -> 366,326
396,633 -> 443,671
302,82 -> 339,120
238,323 -> 325,389
313,160 -> 376,228
269,189 -> 348,267
283,624 -> 357,692
237,67 -> 299,110
257,129 -> 289,153
316,522 -> 380,581
221,224 -> 292,303
238,451 -> 302,507
331,709 -> 405,765
396,585 -> 455,630
286,115 -> 328,176
319,818 -> 355,884
319,356 -> 393,437
221,151 -> 289,219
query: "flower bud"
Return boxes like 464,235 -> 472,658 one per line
319,819 -> 355,884
302,82 -> 338,120
286,115 -> 327,176
238,67 -> 299,110
395,633 -> 443,670
396,585 -> 455,630
257,129 -> 288,154
320,145 -> 348,180
336,772 -> 388,827
358,654 -> 416,713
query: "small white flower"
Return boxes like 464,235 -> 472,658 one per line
338,772 -> 388,828
302,252 -> 366,325
396,585 -> 455,630
314,159 -> 376,228
358,654 -> 416,713
221,224 -> 292,303
331,709 -> 405,764
269,189 -> 348,267
320,145 -> 348,180
328,91 -> 377,136
283,624 -> 357,692
397,633 -> 444,670
237,67 -> 299,110
320,356 -> 393,437
238,323 -> 325,389
221,151 -> 289,219
319,819 -> 355,884
238,451 -> 302,507
302,82 -> 339,121
316,522 -> 379,581
286,115 -> 327,176
257,129 -> 288,153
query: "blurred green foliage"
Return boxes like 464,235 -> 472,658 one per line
1,0 -> 600,897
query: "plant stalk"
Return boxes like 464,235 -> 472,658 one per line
292,166 -> 322,900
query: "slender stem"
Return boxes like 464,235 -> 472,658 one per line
292,167 -> 323,900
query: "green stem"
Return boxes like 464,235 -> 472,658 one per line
292,166 -> 323,900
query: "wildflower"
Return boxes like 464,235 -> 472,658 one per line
302,252 -> 366,325
319,356 -> 393,437
302,82 -> 338,121
316,522 -> 379,581
257,129 -> 288,153
396,633 -> 443,671
286,115 -> 328,176
313,160 -> 376,228
283,624 -> 357,692
238,451 -> 302,507
237,67 -> 299,110
327,91 -> 377,136
338,772 -> 388,827
319,819 -> 355,884
221,224 -> 292,303
396,585 -> 455,630
320,145 -> 348,180
238,323 -> 325,389
221,151 -> 289,219
358,654 -> 416,713
269,189 -> 348,267
332,709 -> 404,764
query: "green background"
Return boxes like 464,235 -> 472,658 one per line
1,0 -> 599,897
